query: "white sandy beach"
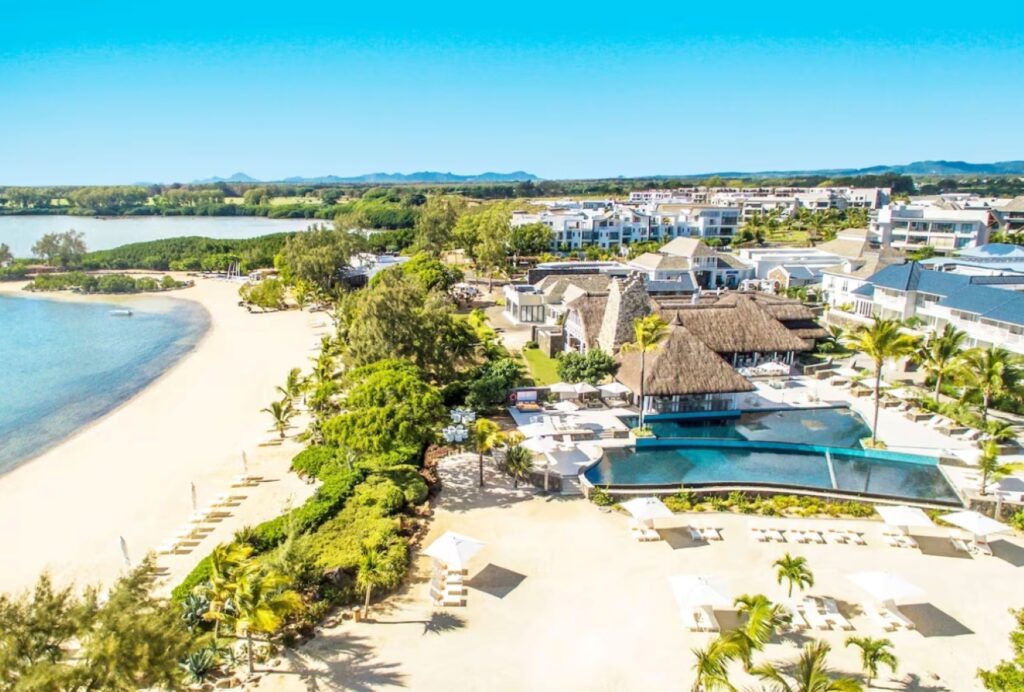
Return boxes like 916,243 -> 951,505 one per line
0,278 -> 326,595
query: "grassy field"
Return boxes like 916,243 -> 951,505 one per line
521,347 -> 560,386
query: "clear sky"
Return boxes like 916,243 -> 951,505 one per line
2,1 -> 1022,185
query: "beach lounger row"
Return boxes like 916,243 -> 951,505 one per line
628,519 -> 660,542
430,568 -> 468,607
749,525 -> 866,546
688,526 -> 723,542
864,600 -> 915,632
950,534 -> 992,556
680,605 -> 719,632
749,525 -> 786,543
882,530 -> 918,549
787,597 -> 854,631
826,529 -> 867,545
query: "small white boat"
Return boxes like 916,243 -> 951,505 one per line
109,309 -> 133,317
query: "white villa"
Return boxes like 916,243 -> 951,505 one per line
873,204 -> 994,252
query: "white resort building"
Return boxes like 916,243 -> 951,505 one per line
873,204 -> 994,252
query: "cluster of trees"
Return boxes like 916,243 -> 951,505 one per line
693,554 -> 895,690
239,278 -> 287,310
738,208 -> 871,245
27,272 -> 184,294
31,230 -> 87,266
555,348 -> 618,385
82,234 -> 294,272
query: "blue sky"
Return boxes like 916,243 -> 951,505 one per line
2,1 -> 1022,184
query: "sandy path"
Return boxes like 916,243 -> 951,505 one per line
0,278 -> 326,594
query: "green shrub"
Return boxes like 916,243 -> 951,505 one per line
351,476 -> 406,516
663,489 -> 693,513
290,446 -> 339,479
523,340 -> 538,350
590,486 -> 614,507
373,465 -> 429,506
1010,509 -> 1024,532
171,555 -> 213,602
308,501 -> 404,572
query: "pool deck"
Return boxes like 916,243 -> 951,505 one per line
259,453 -> 1024,691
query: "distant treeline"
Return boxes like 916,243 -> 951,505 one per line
79,234 -> 295,272
27,272 -> 186,294
0,174 -> 929,220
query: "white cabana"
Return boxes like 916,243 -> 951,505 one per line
668,575 -> 731,608
543,443 -> 602,477
572,382 -> 599,395
599,381 -> 632,397
518,419 -> 558,438
848,571 -> 924,603
941,510 -> 1010,539
875,504 -> 934,532
423,531 -> 486,570
549,382 -> 578,394
621,497 -> 674,528
520,436 -> 559,454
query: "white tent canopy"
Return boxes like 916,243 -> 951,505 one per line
621,497 -> 674,527
668,575 -> 731,608
941,510 -> 1010,538
599,381 -> 632,396
520,436 -> 559,454
875,504 -> 934,530
848,571 -> 924,602
423,531 -> 486,569
572,382 -> 599,394
549,382 -> 578,394
518,419 -> 558,438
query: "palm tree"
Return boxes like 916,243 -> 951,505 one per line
774,553 -> 814,598
471,418 -> 504,488
845,636 -> 897,688
959,346 -> 1024,427
502,443 -> 534,488
752,641 -> 863,692
691,637 -> 738,692
914,324 -> 966,399
276,367 -> 305,404
977,438 -> 1008,496
356,541 -> 399,619
621,314 -> 669,429
845,319 -> 918,443
727,593 -> 792,669
201,543 -> 253,640
228,568 -> 302,675
261,399 -> 295,439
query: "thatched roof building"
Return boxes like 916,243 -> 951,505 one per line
616,318 -> 755,396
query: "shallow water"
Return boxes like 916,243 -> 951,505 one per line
0,294 -> 209,474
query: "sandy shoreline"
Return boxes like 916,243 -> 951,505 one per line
0,277 -> 326,594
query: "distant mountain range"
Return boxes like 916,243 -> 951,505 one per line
192,171 -> 538,184
678,160 -> 1024,179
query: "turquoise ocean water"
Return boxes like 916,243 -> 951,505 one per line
0,294 -> 209,474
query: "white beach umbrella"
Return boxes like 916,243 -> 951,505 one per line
874,504 -> 934,531
621,497 -> 674,527
552,399 -> 580,413
549,382 -> 578,394
422,531 -> 486,569
572,382 -> 599,394
668,575 -> 731,608
520,436 -> 559,454
848,571 -> 924,603
599,381 -> 631,396
941,510 -> 1010,539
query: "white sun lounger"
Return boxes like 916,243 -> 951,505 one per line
765,527 -> 787,542
749,525 -> 770,542
781,601 -> 807,631
689,527 -> 707,542
698,526 -> 722,541
881,600 -> 916,630
825,529 -> 850,545
950,536 -> 972,553
821,598 -> 854,630
800,600 -> 832,630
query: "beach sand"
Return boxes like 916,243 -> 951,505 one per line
0,277 -> 326,595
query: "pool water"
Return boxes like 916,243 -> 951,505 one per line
640,407 -> 872,448
585,446 -> 961,504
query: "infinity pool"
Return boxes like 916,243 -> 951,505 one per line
627,407 -> 872,448
585,444 -> 961,504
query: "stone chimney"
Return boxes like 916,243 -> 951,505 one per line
597,273 -> 650,353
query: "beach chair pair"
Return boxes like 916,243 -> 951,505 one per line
688,526 -> 722,542
790,529 -> 826,544
680,605 -> 719,632
882,530 -> 918,549
749,525 -> 786,543
826,529 -> 867,545
863,601 -> 915,631
629,519 -> 660,542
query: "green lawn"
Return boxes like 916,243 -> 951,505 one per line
521,348 -> 560,386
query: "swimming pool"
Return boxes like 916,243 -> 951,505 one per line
624,407 -> 873,448
585,443 -> 961,505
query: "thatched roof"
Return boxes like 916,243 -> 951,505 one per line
653,295 -> 812,354
721,292 -> 816,322
564,293 -> 608,346
535,274 -> 611,301
616,323 -> 755,396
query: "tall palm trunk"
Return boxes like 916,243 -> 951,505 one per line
246,631 -> 255,674
478,451 -> 485,487
872,360 -> 882,443
363,584 -> 372,618
934,373 -> 942,400
638,352 -> 647,429
982,390 -> 991,427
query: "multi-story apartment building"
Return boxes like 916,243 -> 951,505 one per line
510,202 -> 740,250
872,205 -> 993,252
850,262 -> 1024,354
629,186 -> 890,212
994,197 -> 1024,232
